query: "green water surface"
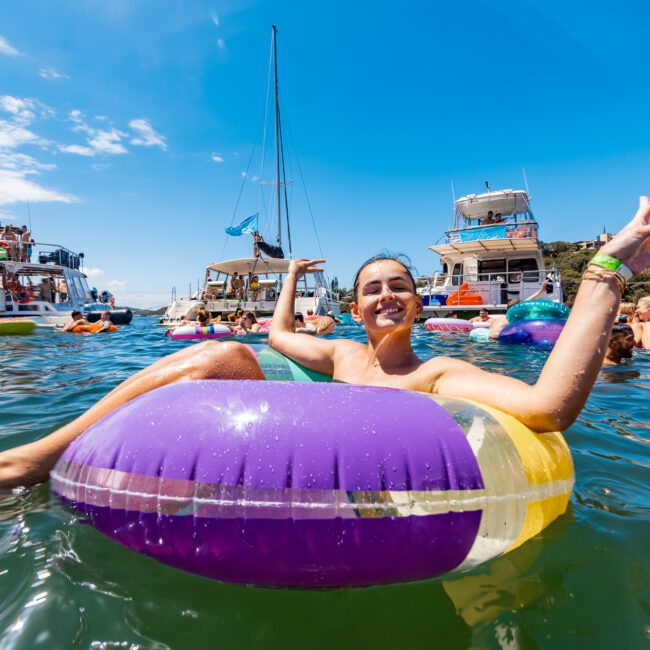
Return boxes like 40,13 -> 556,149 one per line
0,318 -> 648,649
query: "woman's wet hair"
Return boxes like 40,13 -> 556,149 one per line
241,311 -> 257,323
352,253 -> 417,301
197,311 -> 210,324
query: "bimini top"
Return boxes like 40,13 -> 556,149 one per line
456,189 -> 531,221
207,257 -> 293,276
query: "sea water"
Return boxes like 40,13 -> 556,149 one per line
0,318 -> 648,649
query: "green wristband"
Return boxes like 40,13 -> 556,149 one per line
589,253 -> 621,272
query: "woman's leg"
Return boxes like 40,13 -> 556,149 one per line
0,341 -> 264,488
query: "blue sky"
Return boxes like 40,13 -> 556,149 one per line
0,0 -> 649,307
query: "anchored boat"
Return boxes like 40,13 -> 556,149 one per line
419,187 -> 563,318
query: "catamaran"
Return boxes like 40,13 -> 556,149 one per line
161,26 -> 340,325
418,186 -> 563,317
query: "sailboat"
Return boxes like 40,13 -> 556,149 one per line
161,26 -> 339,325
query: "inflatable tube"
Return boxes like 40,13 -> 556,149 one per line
499,320 -> 565,348
425,318 -> 474,333
52,357 -> 574,589
469,327 -> 491,342
506,300 -> 570,323
71,322 -> 118,334
0,317 -> 37,335
170,323 -> 232,341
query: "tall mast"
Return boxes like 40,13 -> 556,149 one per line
272,25 -> 282,249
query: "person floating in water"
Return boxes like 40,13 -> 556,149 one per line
62,310 -> 90,332
602,323 -> 636,365
1,196 -> 649,487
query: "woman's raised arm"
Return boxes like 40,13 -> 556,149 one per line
269,259 -> 337,375
436,196 -> 650,432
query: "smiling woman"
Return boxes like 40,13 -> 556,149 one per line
1,196 -> 649,488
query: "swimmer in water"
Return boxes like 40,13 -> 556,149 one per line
632,296 -> 650,349
470,308 -> 492,325
603,323 -> 636,365
1,196 -> 650,487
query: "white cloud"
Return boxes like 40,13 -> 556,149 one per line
211,153 -> 224,163
0,121 -> 40,148
0,96 -> 36,126
91,162 -> 111,171
84,267 -> 105,278
88,128 -> 128,155
106,279 -> 126,289
0,151 -> 55,173
60,144 -> 95,156
38,67 -> 69,81
240,171 -> 247,177
211,12 -> 221,28
69,109 -> 84,124
217,38 -> 226,50
0,36 -> 19,57
129,118 -> 167,150
0,169 -> 77,205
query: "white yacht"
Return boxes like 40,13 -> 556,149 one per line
418,187 -> 562,317
0,238 -> 132,325
161,26 -> 340,325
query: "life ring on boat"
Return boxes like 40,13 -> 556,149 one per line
11,284 -> 35,304
51,344 -> 574,589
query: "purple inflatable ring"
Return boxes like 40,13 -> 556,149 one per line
51,380 -> 574,589
499,319 -> 566,348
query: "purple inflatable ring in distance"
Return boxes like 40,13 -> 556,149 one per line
499,319 -> 566,348
52,380 -> 487,588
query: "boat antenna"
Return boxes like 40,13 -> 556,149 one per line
27,202 -> 32,232
450,180 -> 457,230
272,25 -> 282,251
522,167 -> 531,198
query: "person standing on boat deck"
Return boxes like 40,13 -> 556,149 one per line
1,225 -> 18,261
494,213 -> 505,223
1,195 -> 650,488
230,272 -> 243,299
39,277 -> 53,303
20,226 -> 31,262
480,211 -> 495,225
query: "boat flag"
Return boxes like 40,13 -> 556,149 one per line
225,213 -> 258,237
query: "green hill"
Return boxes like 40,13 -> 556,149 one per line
542,242 -> 650,305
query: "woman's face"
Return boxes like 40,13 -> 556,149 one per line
351,260 -> 421,332
636,302 -> 650,322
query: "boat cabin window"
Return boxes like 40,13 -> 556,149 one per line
451,263 -> 462,286
507,258 -> 539,283
478,259 -> 506,281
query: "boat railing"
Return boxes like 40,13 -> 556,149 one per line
417,268 -> 561,305
444,219 -> 538,245
0,239 -> 84,271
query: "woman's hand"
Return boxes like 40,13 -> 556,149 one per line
288,258 -> 325,279
599,196 -> 650,274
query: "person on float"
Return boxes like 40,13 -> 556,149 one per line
0,196 -> 649,488
62,310 -> 90,332
470,308 -> 492,325
95,311 -> 118,333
